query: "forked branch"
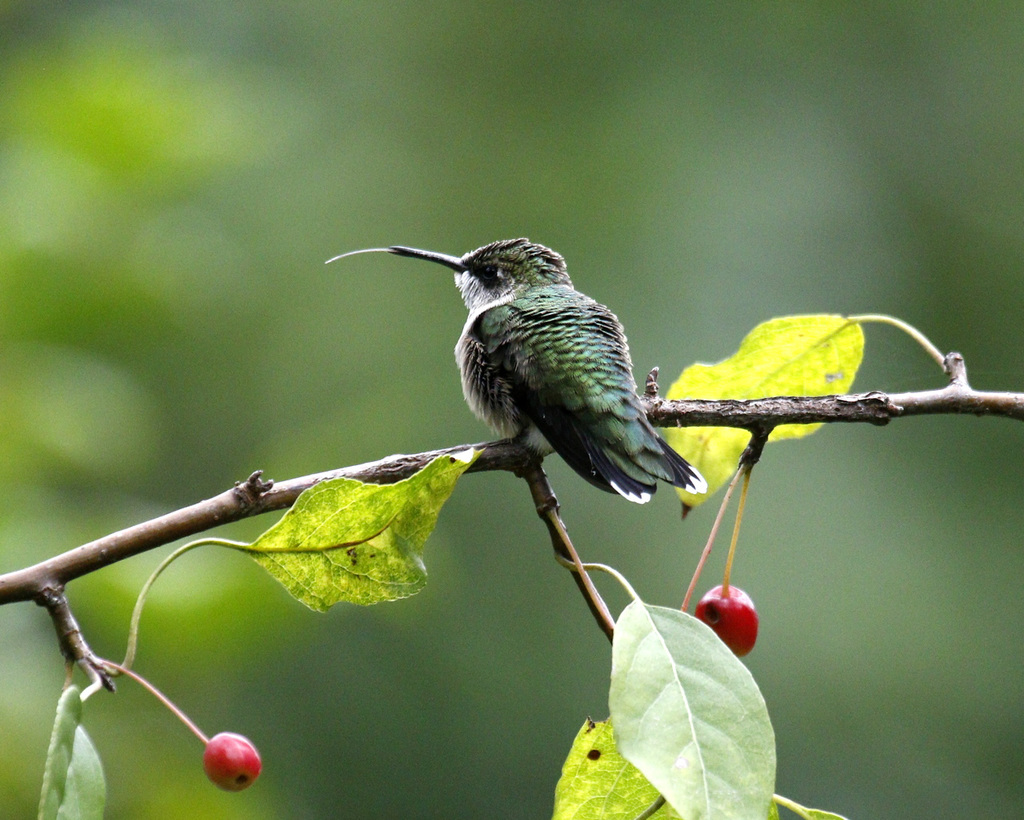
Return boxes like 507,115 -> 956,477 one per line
3,351 -> 1022,611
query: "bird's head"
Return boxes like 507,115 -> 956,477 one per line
329,238 -> 571,314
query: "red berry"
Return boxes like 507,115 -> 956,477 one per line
203,732 -> 262,791
695,585 -> 759,656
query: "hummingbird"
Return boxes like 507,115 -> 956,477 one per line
330,238 -> 706,503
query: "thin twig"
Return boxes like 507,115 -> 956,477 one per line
521,464 -> 616,641
36,588 -> 115,691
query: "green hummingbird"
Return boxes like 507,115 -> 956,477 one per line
331,238 -> 706,503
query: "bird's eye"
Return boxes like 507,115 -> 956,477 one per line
478,264 -> 500,281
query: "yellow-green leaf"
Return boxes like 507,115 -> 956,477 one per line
552,719 -> 681,820
247,450 -> 478,611
665,315 -> 863,503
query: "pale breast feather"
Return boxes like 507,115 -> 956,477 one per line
456,309 -> 522,438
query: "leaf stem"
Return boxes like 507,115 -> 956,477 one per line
121,538 -> 247,669
773,793 -> 814,819
576,562 -> 640,602
632,794 -> 666,820
848,313 -> 946,368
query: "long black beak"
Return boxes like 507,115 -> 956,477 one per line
326,246 -> 467,272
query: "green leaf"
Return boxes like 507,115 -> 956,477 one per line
664,315 -> 864,504
39,686 -> 106,820
552,718 -> 681,820
247,449 -> 479,610
609,601 -> 776,820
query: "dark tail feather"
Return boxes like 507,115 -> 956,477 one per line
520,393 -> 705,501
658,437 -> 707,494
519,396 -> 654,501
579,435 -> 656,504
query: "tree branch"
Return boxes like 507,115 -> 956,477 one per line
644,354 -> 1024,426
0,440 -> 530,605
2,357 -> 1022,610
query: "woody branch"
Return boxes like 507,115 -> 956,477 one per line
2,351 -> 1022,675
2,351 -> 1022,608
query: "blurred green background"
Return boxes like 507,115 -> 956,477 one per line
2,2 -> 1023,818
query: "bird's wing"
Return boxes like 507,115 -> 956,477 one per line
479,288 -> 664,501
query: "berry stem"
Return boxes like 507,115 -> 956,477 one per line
682,466 -> 745,612
101,659 -> 209,745
720,467 -> 752,594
